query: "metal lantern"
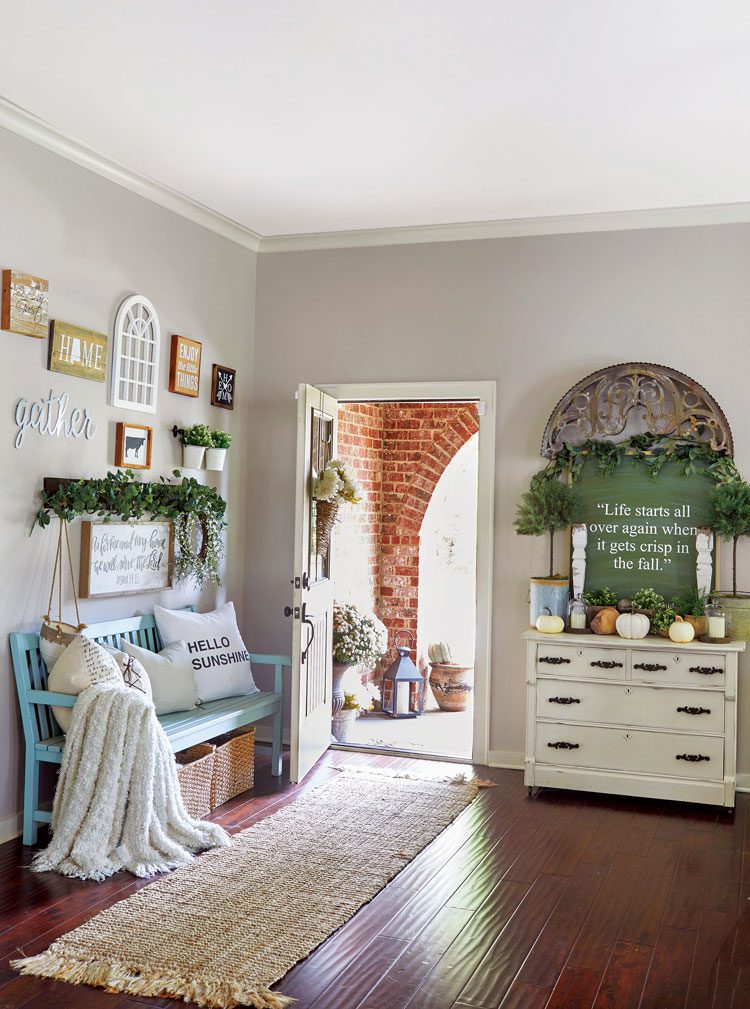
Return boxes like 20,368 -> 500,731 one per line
381,630 -> 425,719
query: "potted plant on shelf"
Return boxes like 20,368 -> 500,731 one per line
650,604 -> 676,638
180,423 -> 212,469
332,602 -> 388,720
206,429 -> 231,472
671,586 -> 709,637
706,479 -> 750,639
631,587 -> 665,618
582,587 -> 619,625
514,474 -> 580,625
331,693 -> 360,743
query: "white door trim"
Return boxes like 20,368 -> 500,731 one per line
319,380 -> 496,767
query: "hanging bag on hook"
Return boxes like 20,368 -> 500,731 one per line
39,517 -> 87,670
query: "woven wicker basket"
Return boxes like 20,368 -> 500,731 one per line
210,727 -> 255,807
176,743 -> 216,819
315,499 -> 340,554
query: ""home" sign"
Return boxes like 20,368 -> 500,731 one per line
48,320 -> 108,383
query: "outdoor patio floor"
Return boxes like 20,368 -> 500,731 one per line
340,703 -> 474,759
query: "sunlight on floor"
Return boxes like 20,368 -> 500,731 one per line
342,702 -> 474,759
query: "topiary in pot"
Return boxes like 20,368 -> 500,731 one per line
705,479 -> 750,639
515,474 -> 580,626
206,429 -> 232,472
181,423 -> 212,469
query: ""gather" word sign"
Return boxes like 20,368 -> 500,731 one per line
14,390 -> 96,449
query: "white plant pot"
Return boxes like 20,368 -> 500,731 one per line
205,447 -> 227,472
182,444 -> 206,469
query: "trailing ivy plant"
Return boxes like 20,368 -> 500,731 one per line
543,434 -> 739,484
33,470 -> 227,589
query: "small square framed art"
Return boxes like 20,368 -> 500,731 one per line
115,422 -> 153,469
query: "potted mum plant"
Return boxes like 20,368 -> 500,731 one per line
514,474 -> 580,625
313,458 -> 362,554
332,602 -> 387,719
181,423 -> 212,469
706,479 -> 750,639
206,429 -> 232,472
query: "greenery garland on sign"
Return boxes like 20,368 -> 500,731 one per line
541,433 -> 739,484
32,470 -> 227,589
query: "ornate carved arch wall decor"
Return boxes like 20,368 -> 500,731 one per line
540,362 -> 733,459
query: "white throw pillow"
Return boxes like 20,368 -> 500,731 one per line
102,644 -> 154,706
121,639 -> 199,716
154,602 -> 259,703
47,635 -> 122,732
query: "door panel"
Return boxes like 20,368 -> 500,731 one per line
290,384 -> 338,783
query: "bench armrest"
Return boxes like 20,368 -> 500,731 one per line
27,689 -> 76,707
249,654 -> 291,697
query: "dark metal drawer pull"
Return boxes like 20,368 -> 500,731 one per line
676,706 -> 711,716
676,753 -> 710,762
633,663 -> 667,672
539,656 -> 571,665
688,666 -> 723,676
590,660 -> 623,669
547,741 -> 580,750
548,696 -> 581,705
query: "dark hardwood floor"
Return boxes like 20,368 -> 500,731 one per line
0,748 -> 748,1009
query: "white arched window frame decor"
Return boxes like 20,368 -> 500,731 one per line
111,295 -> 161,414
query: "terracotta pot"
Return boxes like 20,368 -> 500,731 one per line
428,663 -> 473,712
684,614 -> 708,637
331,661 -> 351,717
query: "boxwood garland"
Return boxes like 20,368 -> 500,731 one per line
543,433 -> 739,484
32,469 -> 227,589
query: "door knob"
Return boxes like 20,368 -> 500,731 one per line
283,606 -> 293,617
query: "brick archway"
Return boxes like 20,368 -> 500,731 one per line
337,401 -> 479,677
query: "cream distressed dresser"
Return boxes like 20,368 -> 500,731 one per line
523,631 -> 745,807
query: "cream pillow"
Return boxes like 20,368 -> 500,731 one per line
103,644 -> 154,706
47,635 -> 122,732
121,639 -> 199,716
154,602 -> 259,703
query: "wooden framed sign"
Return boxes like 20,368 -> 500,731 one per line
48,320 -> 107,382
211,364 -> 235,409
80,520 -> 174,597
2,270 -> 49,338
168,334 -> 202,397
114,422 -> 153,469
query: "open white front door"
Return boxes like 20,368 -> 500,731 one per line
289,383 -> 339,783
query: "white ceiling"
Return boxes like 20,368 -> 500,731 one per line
1,1 -> 750,238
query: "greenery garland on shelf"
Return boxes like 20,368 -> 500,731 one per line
542,433 -> 739,484
32,470 -> 227,589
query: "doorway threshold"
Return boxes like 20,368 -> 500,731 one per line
329,742 -> 472,764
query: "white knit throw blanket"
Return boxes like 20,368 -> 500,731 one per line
32,682 -> 230,881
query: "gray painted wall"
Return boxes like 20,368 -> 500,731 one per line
0,127 -> 257,835
251,225 -> 750,777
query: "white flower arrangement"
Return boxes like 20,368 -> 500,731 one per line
313,459 -> 363,505
333,602 -> 388,666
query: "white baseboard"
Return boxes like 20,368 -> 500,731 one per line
736,773 -> 750,793
253,726 -> 292,747
487,750 -> 524,770
0,811 -> 22,844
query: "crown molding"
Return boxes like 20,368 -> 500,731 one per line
0,96 -> 262,252
259,201 -> 750,253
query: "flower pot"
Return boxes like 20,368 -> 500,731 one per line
684,614 -> 708,638
331,707 -> 358,743
182,444 -> 205,469
711,592 -> 750,641
331,661 -> 351,716
205,447 -> 227,472
428,663 -> 474,712
529,577 -> 569,628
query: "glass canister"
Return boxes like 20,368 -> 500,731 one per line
567,594 -> 588,633
705,600 -> 728,641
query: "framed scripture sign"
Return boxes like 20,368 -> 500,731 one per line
48,320 -> 107,382
168,334 -> 202,397
80,521 -> 174,597
211,364 -> 235,409
572,456 -> 716,600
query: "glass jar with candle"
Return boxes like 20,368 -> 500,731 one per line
567,594 -> 588,633
705,600 -> 728,641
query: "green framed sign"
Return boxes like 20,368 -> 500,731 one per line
573,456 -> 715,599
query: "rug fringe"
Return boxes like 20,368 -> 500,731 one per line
337,765 -> 496,789
10,951 -> 295,1009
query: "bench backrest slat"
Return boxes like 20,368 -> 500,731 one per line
11,609 -> 190,743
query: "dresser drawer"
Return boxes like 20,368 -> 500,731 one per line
630,650 -> 726,686
535,722 -> 724,780
536,642 -> 626,679
537,679 -> 725,733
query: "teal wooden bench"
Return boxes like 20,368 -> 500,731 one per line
11,611 -> 290,845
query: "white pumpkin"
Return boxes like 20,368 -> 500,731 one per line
668,615 -> 695,644
536,609 -> 564,634
616,612 -> 650,640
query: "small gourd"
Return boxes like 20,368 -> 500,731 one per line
615,612 -> 650,640
536,607 -> 564,634
668,614 -> 695,644
590,606 -> 619,635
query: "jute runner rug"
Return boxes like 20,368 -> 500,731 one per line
13,768 -> 482,1009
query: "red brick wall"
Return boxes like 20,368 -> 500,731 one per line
337,401 -> 479,681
